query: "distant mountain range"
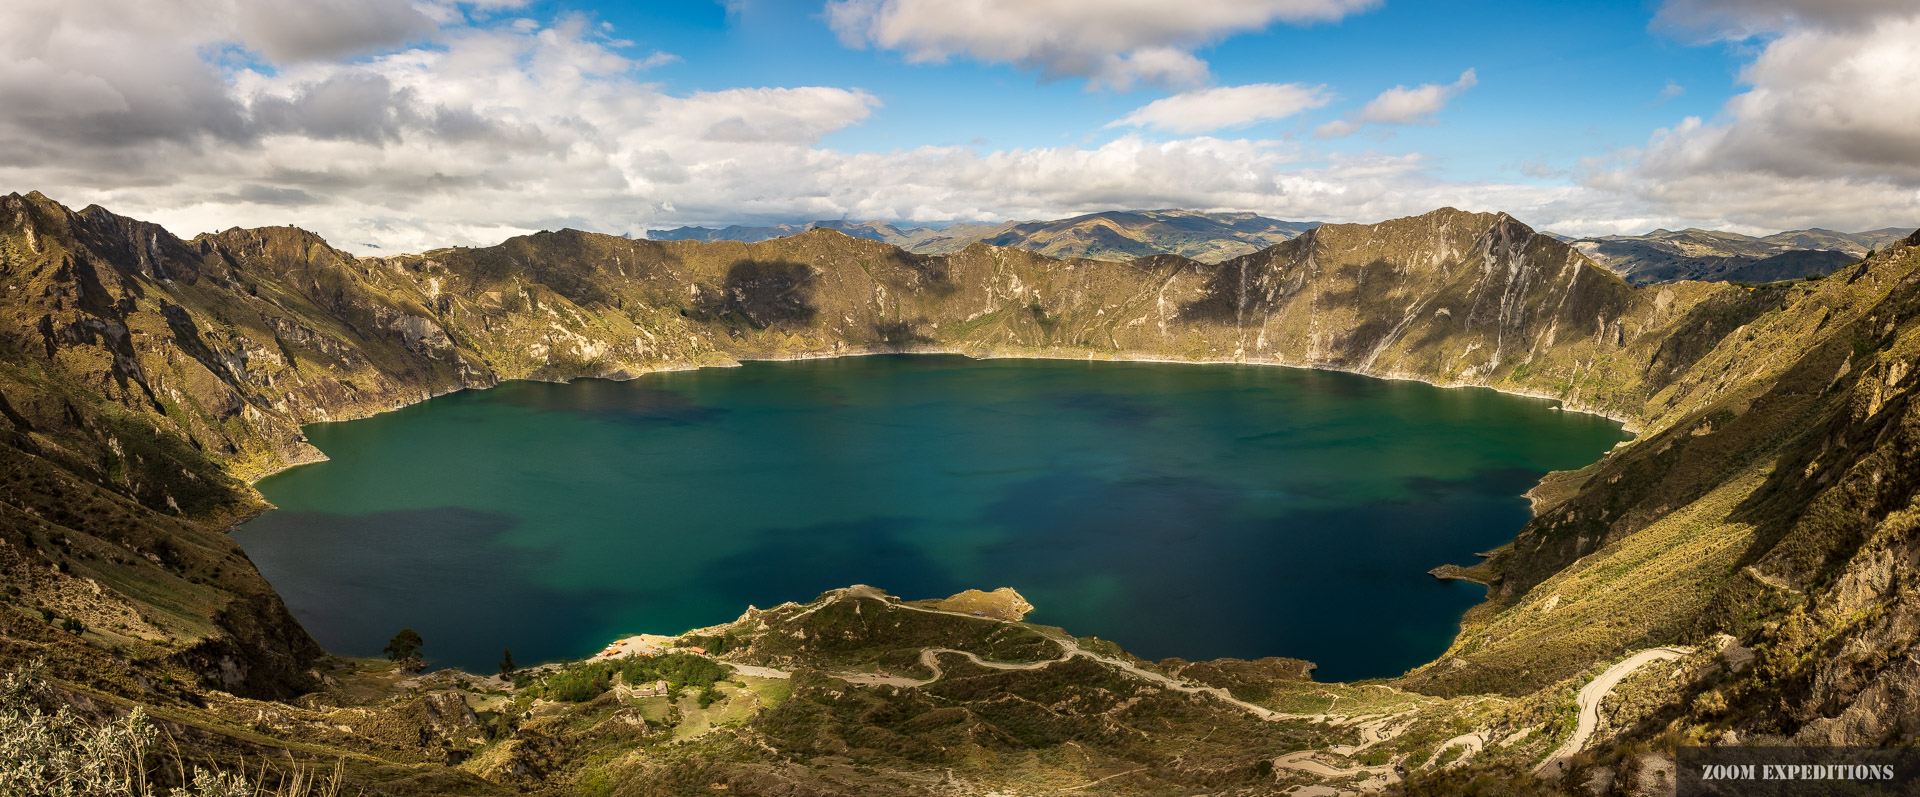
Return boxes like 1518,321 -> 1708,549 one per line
11,188 -> 1920,793
1558,226 -> 1913,284
658,212 -> 1914,286
650,209 -> 1321,263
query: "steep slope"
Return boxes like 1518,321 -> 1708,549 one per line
19,189 -> 1918,793
1409,230 -> 1920,791
0,195 -> 1752,688
1399,230 -> 1920,737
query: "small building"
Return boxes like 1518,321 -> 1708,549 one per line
629,680 -> 669,698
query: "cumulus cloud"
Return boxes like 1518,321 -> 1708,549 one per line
824,0 -> 1380,89
751,140 -> 1591,235
235,0 -> 436,62
1109,83 -> 1332,134
1586,2 -> 1920,232
1315,69 -> 1476,139
0,0 -> 252,147
1654,0 -> 1915,38
0,3 -> 877,252
4,0 -> 1912,253
10,0 -> 1556,253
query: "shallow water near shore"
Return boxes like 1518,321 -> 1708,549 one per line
235,355 -> 1628,681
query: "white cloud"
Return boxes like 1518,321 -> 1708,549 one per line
1313,120 -> 1362,139
3,0 -> 1912,255
1584,3 -> 1920,232
1315,69 -> 1476,139
235,0 -> 436,62
1654,0 -> 1914,39
1519,159 -> 1563,179
0,5 -> 881,253
824,0 -> 1380,90
1110,83 -> 1332,134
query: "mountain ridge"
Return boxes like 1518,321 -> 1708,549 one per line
649,209 -> 1322,264
652,207 -> 1915,289
1570,225 -> 1912,285
5,189 -> 1920,793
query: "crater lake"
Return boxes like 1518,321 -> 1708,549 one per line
234,355 -> 1629,681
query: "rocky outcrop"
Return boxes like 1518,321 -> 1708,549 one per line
0,195 -> 1750,705
9,190 -> 1920,785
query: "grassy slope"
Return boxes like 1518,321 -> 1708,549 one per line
7,188 -> 1917,792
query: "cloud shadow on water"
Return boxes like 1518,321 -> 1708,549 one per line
964,469 -> 1529,681
492,379 -> 727,427
236,507 -> 631,672
1400,466 -> 1547,502
1045,390 -> 1168,426
692,515 -> 965,609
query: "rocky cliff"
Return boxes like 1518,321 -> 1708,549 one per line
6,189 -> 1920,793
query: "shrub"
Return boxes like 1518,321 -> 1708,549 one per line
540,654 -> 733,703
383,629 -> 424,670
1,663 -> 154,796
1,661 -> 350,796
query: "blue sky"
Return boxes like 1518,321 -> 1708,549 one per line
2,0 -> 1917,252
527,0 -> 1736,184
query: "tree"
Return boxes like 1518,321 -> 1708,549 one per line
498,648 -> 515,680
384,628 -> 424,670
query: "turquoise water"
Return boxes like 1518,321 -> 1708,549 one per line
234,355 -> 1628,681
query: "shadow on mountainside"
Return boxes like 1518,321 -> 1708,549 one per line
693,259 -> 819,329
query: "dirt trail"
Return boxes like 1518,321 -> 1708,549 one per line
1534,647 -> 1692,778
635,587 -> 1329,724
843,588 -> 1313,721
1272,751 -> 1396,781
601,587 -> 1451,795
1420,732 -> 1485,770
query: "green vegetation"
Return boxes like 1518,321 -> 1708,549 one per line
383,628 -> 424,670
1,663 -> 345,796
538,653 -> 731,703
725,595 -> 1063,676
2,189 -> 1917,793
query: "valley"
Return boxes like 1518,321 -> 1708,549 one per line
3,189 -> 1920,794
230,355 -> 1625,681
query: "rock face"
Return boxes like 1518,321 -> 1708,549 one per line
1401,230 -> 1920,725
8,189 -> 1920,790
915,588 -> 1036,621
0,194 -> 1747,701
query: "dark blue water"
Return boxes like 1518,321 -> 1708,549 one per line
234,356 -> 1627,681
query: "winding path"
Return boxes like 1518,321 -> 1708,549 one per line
660,587 -> 1321,724
1533,647 -> 1692,778
606,587 -> 1462,793
602,590 -> 1697,791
